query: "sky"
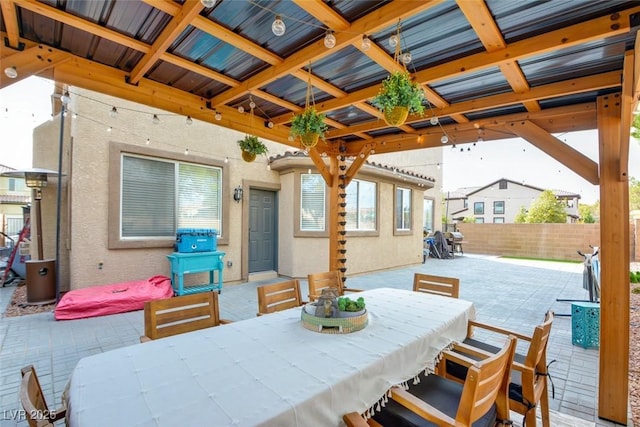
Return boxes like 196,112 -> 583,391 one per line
1,76 -> 639,205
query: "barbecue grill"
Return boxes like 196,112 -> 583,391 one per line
444,232 -> 465,256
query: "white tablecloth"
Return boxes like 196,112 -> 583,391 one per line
67,288 -> 475,427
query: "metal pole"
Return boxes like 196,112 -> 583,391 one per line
55,103 -> 65,303
34,189 -> 44,260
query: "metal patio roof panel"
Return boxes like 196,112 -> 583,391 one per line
520,36 -> 628,87
464,104 -> 528,122
147,61 -> 226,99
487,0 -> 636,43
329,0 -> 392,23
205,0 -> 324,59
370,2 -> 483,72
311,45 -> 387,93
430,66 -> 511,104
325,106 -> 376,127
171,27 -> 270,81
262,74 -> 333,107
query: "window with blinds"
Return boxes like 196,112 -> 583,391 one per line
300,174 -> 325,231
395,187 -> 412,231
345,179 -> 376,231
121,155 -> 222,238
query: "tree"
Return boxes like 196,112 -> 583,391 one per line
632,114 -> 640,140
631,177 -> 640,211
525,190 -> 567,223
514,206 -> 528,223
579,203 -> 598,223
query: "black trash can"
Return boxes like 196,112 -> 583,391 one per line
25,259 -> 56,305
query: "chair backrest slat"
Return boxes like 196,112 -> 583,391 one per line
524,311 -> 554,372
144,292 -> 220,340
308,271 -> 342,300
457,335 -> 516,425
413,273 -> 460,298
257,279 -> 304,315
20,366 -> 51,427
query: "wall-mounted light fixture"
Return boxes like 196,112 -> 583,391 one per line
233,186 -> 243,202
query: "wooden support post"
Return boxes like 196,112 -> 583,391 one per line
596,92 -> 630,424
327,155 -> 340,273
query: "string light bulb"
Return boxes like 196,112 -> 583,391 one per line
238,106 -> 244,113
272,15 -> 286,36
60,91 -> 71,105
430,116 -> 438,125
361,35 -> 371,51
441,135 -> 449,144
186,116 -> 193,125
267,121 -> 274,128
109,107 -> 118,118
224,156 -> 229,163
214,111 -> 222,121
152,114 -> 160,124
107,126 -> 112,132
324,30 -> 336,49
249,100 -> 256,109
402,52 -> 412,64
184,148 -> 189,155
200,0 -> 216,7
146,138 -> 150,145
389,34 -> 398,48
4,66 -> 17,79
72,112 -> 77,119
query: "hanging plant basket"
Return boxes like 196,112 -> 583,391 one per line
384,106 -> 409,127
237,134 -> 267,163
241,150 -> 257,162
300,132 -> 320,148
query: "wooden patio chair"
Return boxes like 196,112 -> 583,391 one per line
441,311 -> 555,427
344,335 -> 516,426
413,273 -> 460,298
307,270 -> 362,301
257,279 -> 306,316
20,365 -> 66,427
141,292 -> 231,342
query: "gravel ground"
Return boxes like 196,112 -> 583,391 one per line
3,282 -> 55,317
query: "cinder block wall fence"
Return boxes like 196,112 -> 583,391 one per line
457,222 -> 637,263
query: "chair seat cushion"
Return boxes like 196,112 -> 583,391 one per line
371,374 -> 497,427
445,338 -> 526,405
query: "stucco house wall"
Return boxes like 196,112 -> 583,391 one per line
33,88 -> 442,290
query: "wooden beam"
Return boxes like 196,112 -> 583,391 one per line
596,92 -> 630,424
160,53 -> 239,88
292,0 -> 350,31
13,0 -> 150,53
209,0 -> 441,107
143,0 -> 283,66
0,45 -> 70,89
621,50 -> 633,180
507,120 -> 599,185
129,0 -> 204,85
308,150 -> 332,187
325,72 -> 619,139
414,7 -> 638,84
0,1 -> 21,50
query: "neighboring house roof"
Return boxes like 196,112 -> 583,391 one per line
0,195 -> 30,204
269,151 -> 436,187
0,164 -> 17,174
445,178 -> 580,200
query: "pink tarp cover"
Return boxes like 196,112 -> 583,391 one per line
54,275 -> 174,320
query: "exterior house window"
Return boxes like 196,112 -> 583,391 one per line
499,180 -> 507,189
395,187 -> 412,231
475,217 -> 484,223
474,201 -> 484,215
121,155 -> 222,238
493,217 -> 505,223
423,198 -> 434,233
8,178 -> 15,191
345,179 -> 376,231
300,174 -> 326,231
463,199 -> 468,209
493,201 -> 505,214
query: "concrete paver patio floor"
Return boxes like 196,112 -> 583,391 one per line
0,254 -> 629,426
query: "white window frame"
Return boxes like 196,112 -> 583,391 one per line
395,186 -> 412,234
299,173 -> 326,232
346,179 -> 377,232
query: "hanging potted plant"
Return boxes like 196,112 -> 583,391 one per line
372,71 -> 425,126
237,134 -> 268,162
290,107 -> 329,149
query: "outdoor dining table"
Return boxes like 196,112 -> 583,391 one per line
65,287 -> 475,427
